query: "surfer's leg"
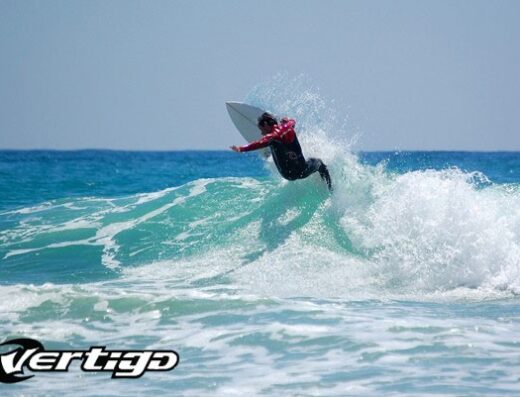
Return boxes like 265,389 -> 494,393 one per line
317,161 -> 332,191
300,158 -> 332,191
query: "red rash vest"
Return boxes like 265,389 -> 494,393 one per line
238,119 -> 296,152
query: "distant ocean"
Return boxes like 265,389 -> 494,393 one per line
1,149 -> 520,396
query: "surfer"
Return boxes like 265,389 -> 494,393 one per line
231,113 -> 332,191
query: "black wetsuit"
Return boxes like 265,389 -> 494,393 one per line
269,136 -> 332,190
239,118 -> 332,190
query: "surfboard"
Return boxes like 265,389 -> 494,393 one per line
226,102 -> 270,157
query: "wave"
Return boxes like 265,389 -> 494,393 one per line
2,146 -> 520,299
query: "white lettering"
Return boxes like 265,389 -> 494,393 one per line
82,348 -> 109,371
0,348 -> 39,374
29,352 -> 60,371
148,352 -> 179,371
114,352 -> 153,378
54,352 -> 85,370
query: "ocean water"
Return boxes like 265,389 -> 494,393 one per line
1,147 -> 520,396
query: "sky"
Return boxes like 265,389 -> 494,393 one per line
1,0 -> 519,151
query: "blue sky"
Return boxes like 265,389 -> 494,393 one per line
1,0 -> 519,150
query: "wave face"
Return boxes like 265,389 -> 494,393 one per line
2,77 -> 520,396
2,151 -> 520,298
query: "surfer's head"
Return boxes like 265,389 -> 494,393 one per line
258,112 -> 278,135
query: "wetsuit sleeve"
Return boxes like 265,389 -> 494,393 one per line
238,134 -> 276,152
238,119 -> 296,151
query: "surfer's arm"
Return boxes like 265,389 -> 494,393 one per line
235,134 -> 275,152
231,119 -> 296,152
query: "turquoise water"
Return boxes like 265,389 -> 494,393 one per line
1,148 -> 520,396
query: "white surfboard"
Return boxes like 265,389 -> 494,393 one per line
226,102 -> 270,157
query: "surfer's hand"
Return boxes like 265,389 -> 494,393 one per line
230,145 -> 241,152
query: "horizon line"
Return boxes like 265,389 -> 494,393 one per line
1,148 -> 520,153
